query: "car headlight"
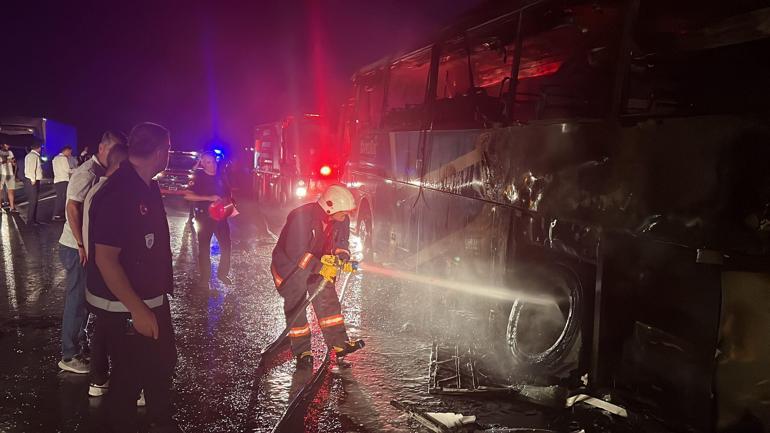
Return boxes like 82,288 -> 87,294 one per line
295,186 -> 308,198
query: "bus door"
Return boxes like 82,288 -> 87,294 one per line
389,130 -> 423,257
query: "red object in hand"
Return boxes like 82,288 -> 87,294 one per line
208,199 -> 236,221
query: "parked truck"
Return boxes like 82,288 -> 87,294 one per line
0,116 -> 77,178
339,1 -> 770,431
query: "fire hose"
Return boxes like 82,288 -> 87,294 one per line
265,256 -> 358,433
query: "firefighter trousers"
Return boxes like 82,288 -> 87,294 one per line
278,273 -> 348,356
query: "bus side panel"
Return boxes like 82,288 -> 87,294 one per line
594,232 -> 722,432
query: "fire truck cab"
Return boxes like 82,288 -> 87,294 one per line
252,114 -> 341,205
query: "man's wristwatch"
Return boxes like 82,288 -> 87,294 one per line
77,243 -> 84,248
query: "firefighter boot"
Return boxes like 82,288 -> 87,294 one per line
333,339 -> 365,358
296,351 -> 314,369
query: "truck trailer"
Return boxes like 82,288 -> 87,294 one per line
0,116 -> 77,179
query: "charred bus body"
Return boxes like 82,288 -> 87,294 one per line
253,114 -> 341,205
340,1 -> 770,431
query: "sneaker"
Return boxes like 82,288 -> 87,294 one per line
10,208 -> 19,214
58,358 -> 90,374
88,380 -> 109,397
333,339 -> 365,358
296,351 -> 314,369
217,274 -> 232,285
137,390 -> 146,407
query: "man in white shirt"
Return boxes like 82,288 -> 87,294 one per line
57,131 -> 124,374
23,142 -> 44,225
53,145 -> 75,222
0,142 -> 19,213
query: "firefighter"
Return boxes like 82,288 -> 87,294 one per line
271,184 -> 364,367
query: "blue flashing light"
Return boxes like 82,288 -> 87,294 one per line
213,149 -> 223,155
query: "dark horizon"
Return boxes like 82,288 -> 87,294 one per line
0,1 -> 480,154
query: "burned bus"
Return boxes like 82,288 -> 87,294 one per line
253,114 -> 341,205
339,1 -> 770,431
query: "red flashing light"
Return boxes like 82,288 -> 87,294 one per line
319,165 -> 332,177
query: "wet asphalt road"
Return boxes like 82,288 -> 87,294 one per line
0,195 -> 616,433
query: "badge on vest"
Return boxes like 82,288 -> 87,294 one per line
145,233 -> 154,249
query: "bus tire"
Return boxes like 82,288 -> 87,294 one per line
357,209 -> 373,262
504,263 -> 583,375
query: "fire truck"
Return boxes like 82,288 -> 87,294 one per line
252,114 -> 341,205
339,1 -> 770,431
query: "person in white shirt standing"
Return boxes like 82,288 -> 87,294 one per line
57,131 -> 124,374
23,142 -> 44,225
0,142 -> 19,213
53,145 -> 76,222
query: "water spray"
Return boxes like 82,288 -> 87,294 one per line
358,262 -> 555,306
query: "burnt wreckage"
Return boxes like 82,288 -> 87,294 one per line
339,0 -> 770,431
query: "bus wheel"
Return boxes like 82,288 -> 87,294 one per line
505,264 -> 582,375
357,212 -> 373,261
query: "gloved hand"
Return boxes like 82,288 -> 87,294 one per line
319,255 -> 339,282
336,250 -> 351,262
342,261 -> 359,273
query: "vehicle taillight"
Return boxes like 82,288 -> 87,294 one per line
319,165 -> 332,177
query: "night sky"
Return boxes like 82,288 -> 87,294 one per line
0,1 -> 480,153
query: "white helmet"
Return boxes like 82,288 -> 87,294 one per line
318,184 -> 356,215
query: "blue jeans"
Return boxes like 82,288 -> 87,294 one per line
59,244 -> 88,360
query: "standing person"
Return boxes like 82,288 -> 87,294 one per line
52,145 -> 75,221
57,131 -> 125,374
23,142 -> 44,225
270,184 -> 364,368
184,151 -> 233,285
0,142 -> 19,213
81,144 -> 129,397
88,123 -> 176,433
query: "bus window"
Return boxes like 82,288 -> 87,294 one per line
512,3 -> 619,121
624,1 -> 770,117
437,37 -> 472,100
385,47 -> 431,128
354,67 -> 386,129
457,3 -> 619,123
470,39 -> 512,99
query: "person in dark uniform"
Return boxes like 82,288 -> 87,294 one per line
87,123 -> 176,433
271,184 -> 364,367
184,151 -> 233,285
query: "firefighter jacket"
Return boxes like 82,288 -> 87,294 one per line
271,202 -> 351,288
